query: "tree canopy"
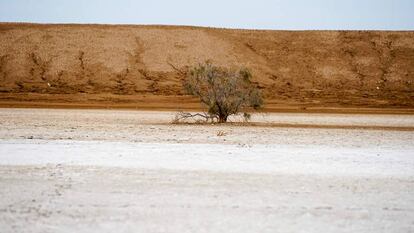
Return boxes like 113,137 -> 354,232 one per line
184,61 -> 263,123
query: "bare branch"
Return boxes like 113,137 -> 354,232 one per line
172,111 -> 217,124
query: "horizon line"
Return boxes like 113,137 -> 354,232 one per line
1,21 -> 414,32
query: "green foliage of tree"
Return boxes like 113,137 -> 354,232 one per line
184,61 -> 263,123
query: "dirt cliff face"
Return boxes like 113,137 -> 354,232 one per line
0,23 -> 413,109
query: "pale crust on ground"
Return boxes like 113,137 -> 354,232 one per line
1,165 -> 413,233
0,109 -> 413,232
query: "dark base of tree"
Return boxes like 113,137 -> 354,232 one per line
218,115 -> 228,123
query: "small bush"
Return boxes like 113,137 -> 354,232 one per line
183,61 -> 263,123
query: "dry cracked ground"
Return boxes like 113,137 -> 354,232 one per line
0,108 -> 414,233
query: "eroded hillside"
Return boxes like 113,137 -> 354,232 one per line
0,23 -> 413,110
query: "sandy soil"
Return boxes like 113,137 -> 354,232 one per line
0,108 -> 414,233
1,23 -> 413,109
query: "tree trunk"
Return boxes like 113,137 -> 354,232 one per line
216,103 -> 228,123
218,114 -> 228,123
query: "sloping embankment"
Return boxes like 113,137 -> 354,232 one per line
0,23 -> 413,111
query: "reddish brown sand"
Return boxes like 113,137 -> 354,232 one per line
0,23 -> 413,112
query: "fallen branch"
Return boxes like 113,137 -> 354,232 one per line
172,111 -> 217,124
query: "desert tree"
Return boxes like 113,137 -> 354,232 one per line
181,61 -> 263,123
